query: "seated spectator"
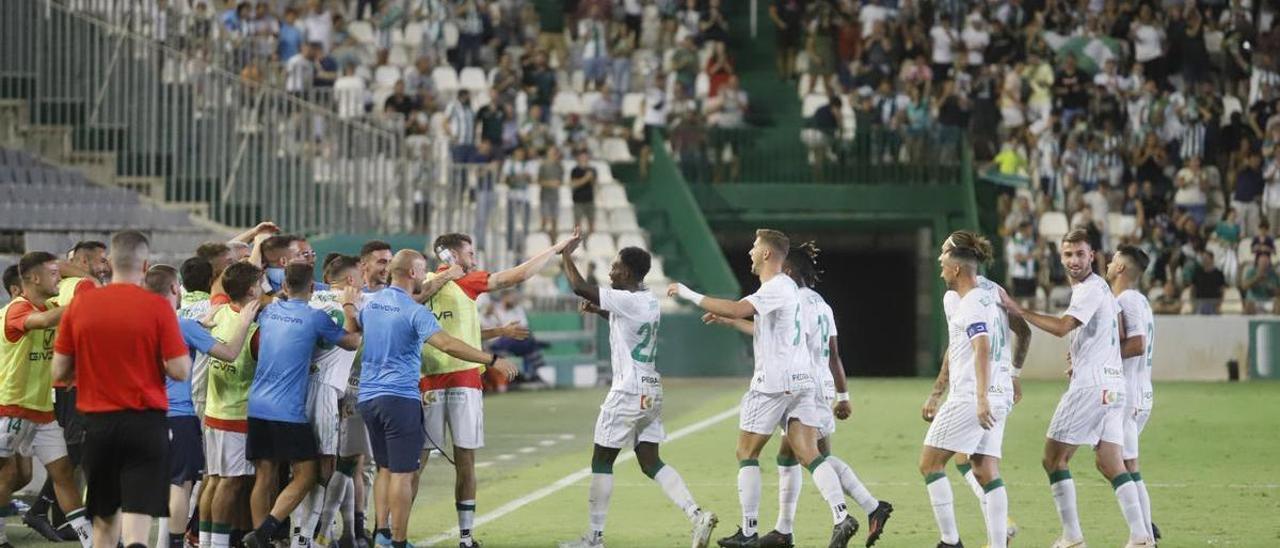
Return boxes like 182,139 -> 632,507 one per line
1252,220 -> 1277,257
383,80 -> 417,118
1175,156 -> 1210,225
1241,253 -> 1280,314
802,95 -> 841,181
1152,280 -> 1183,315
1006,220 -> 1037,308
483,289 -> 549,385
1191,250 -> 1227,315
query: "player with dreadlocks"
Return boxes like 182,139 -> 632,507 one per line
706,241 -> 895,547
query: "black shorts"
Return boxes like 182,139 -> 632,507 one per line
246,418 -> 318,462
168,415 -> 205,485
1012,277 -> 1037,298
54,386 -> 86,446
83,410 -> 169,518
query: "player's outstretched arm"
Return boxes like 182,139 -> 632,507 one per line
207,299 -> 261,362
1000,290 -> 1080,338
560,235 -> 599,305
426,331 -> 518,381
490,228 -> 580,291
702,312 -> 753,335
482,322 -> 529,341
22,305 -> 65,330
668,283 -> 755,319
414,264 -> 464,304
231,221 -> 280,244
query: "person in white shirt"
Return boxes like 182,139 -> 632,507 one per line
301,0 -> 333,53
333,64 -> 368,119
285,42 -> 318,94
1107,245 -> 1159,543
669,229 -> 859,548
709,242 -> 895,548
922,231 -> 1032,548
929,22 -> 956,76
559,237 -> 718,548
1000,229 -> 1155,548
918,235 -> 1010,548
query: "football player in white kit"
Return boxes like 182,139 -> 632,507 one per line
557,237 -> 718,548
669,229 -> 859,548
922,231 -> 1030,547
999,229 -> 1154,548
707,242 -> 894,548
918,240 -> 1011,548
1106,245 -> 1158,543
287,255 -> 368,548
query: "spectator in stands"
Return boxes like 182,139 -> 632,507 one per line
502,147 -> 534,255
1176,156 -> 1210,226
538,146 -> 564,236
705,41 -> 734,98
1264,146 -> 1280,228
523,51 -> 556,112
1006,220 -> 1037,308
1152,280 -> 1183,315
1241,253 -> 1280,314
403,56 -> 435,98
803,95 -> 841,182
383,80 -> 417,118
284,42 -> 318,98
1191,249 -> 1227,315
334,64 -> 368,119
1253,220 -> 1277,257
301,0 -> 334,54
278,7 -> 303,63
482,289 -> 546,384
578,6 -> 611,85
476,89 -> 508,154
446,89 -> 478,163
638,72 -> 669,178
1235,150 -> 1266,237
769,0 -> 804,81
569,151 -> 597,234
520,104 -> 552,154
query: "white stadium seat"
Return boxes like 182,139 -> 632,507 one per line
586,233 -> 618,260
1038,212 -> 1069,242
596,184 -> 629,208
801,94 -> 829,118
616,232 -> 646,250
621,93 -> 645,119
459,67 -> 488,92
432,67 -> 459,93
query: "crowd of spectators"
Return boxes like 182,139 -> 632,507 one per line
770,0 -> 1280,314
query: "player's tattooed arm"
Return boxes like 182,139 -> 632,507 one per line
1009,312 -> 1031,371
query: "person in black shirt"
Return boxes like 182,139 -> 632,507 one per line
1233,151 -> 1265,236
1191,250 -> 1227,314
383,80 -> 418,117
569,151 -> 597,234
1054,55 -> 1088,128
476,89 -> 508,155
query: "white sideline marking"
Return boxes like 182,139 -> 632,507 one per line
518,446 -> 537,454
538,440 -> 557,447
417,405 -> 740,546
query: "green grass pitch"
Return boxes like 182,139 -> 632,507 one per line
5,379 -> 1277,547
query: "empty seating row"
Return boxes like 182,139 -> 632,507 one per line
0,165 -> 91,187
0,203 -> 192,231
0,183 -> 138,206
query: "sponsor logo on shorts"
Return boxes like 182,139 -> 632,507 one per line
1102,389 -> 1119,405
639,395 -> 654,410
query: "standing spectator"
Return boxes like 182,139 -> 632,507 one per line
334,64 -> 368,119
301,0 -> 334,53
803,95 -> 841,181
1264,147 -> 1280,228
285,42 -> 318,97
1054,56 -> 1089,129
502,147 -> 534,254
769,0 -> 804,81
482,289 -> 546,383
577,6 -> 611,85
705,41 -> 735,98
671,37 -> 700,93
1006,221 -> 1038,307
475,89 -> 508,153
1234,151 -> 1265,237
523,52 -> 556,112
1190,249 -> 1227,314
569,151 -> 597,234
52,231 -> 191,548
1241,253 -> 1280,314
278,7 -> 303,63
928,19 -> 956,79
538,146 -> 564,236
1131,4 -> 1165,82
445,89 -> 478,163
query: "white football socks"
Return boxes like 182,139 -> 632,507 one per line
809,458 -> 850,525
925,472 -> 959,545
1113,473 -> 1150,542
737,460 -> 761,536
651,464 -> 700,520
1133,472 -> 1154,538
983,479 -> 1008,548
775,460 -> 802,534
588,468 -> 614,536
826,455 -> 879,514
1049,470 -> 1084,541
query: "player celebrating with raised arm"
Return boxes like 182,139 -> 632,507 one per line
557,234 -> 719,548
1107,245 -> 1159,543
669,229 -> 859,548
999,229 -> 1154,548
922,231 -> 1030,547
917,239 -> 1012,548
347,250 -> 515,548
411,231 -> 572,548
705,242 -> 895,548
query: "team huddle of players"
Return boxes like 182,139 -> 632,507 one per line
0,222 -> 1158,548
